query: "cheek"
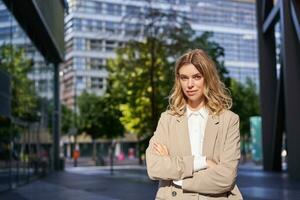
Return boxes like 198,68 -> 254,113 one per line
196,80 -> 204,89
179,81 -> 186,90
200,80 -> 205,89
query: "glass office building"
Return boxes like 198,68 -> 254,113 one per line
189,0 -> 258,84
0,3 -> 54,100
63,0 -> 258,108
0,0 -> 65,191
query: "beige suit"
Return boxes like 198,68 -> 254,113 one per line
146,109 -> 243,200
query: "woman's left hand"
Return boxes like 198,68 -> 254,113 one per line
153,142 -> 169,156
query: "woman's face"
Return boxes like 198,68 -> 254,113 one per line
178,63 -> 205,107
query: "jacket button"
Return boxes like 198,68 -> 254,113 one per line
172,191 -> 177,197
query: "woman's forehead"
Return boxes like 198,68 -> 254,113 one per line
179,63 -> 203,74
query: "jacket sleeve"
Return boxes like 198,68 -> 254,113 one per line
182,113 -> 241,194
146,113 -> 194,181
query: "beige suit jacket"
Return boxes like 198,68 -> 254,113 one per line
146,109 -> 243,200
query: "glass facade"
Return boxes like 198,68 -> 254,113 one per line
0,2 -> 53,192
0,4 -> 54,100
189,0 -> 258,85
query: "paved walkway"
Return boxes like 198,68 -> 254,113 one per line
1,163 -> 300,200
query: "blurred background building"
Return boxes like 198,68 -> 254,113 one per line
0,3 -> 54,100
0,2 -> 55,161
62,0 -> 258,109
0,0 -> 65,192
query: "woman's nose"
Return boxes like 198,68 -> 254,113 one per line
187,78 -> 194,87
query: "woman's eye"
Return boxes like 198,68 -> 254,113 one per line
194,75 -> 202,80
180,76 -> 188,81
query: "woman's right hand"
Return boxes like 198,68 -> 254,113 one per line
153,142 -> 169,156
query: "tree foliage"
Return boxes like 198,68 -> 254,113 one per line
0,44 -> 38,121
230,78 -> 260,138
47,100 -> 74,135
77,91 -> 124,140
108,38 -> 171,137
61,104 -> 74,135
0,45 -> 38,140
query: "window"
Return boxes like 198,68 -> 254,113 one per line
38,80 -> 47,92
124,23 -> 141,35
126,5 -> 140,16
89,58 -> 104,70
0,10 -> 10,23
91,77 -> 103,89
106,3 -> 122,16
74,38 -> 85,50
105,21 -> 123,34
89,39 -> 103,51
105,40 -> 117,51
73,57 -> 85,70
76,76 -> 85,89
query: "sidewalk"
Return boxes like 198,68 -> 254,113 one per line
1,163 -> 300,200
64,157 -> 140,167
0,165 -> 156,200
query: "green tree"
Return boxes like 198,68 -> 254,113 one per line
230,78 -> 260,137
0,45 -> 38,140
0,45 -> 38,120
47,100 -> 74,135
108,38 -> 171,134
78,91 -> 124,160
61,105 -> 74,135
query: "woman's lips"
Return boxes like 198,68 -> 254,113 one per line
186,90 -> 197,96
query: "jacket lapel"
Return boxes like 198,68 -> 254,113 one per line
202,114 -> 220,157
175,114 -> 192,156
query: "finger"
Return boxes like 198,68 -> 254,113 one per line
155,143 -> 164,152
154,143 -> 162,151
153,144 -> 163,155
157,146 -> 167,156
154,147 -> 163,155
162,145 -> 169,155
153,145 -> 160,152
153,143 -> 167,156
160,145 -> 166,155
155,149 -> 162,155
158,144 -> 167,155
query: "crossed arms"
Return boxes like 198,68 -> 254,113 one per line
145,113 -> 240,194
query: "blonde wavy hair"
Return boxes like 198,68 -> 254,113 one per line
168,49 -> 232,116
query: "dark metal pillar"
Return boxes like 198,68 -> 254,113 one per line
0,69 -> 11,118
256,0 -> 280,171
280,0 -> 300,179
53,63 -> 61,171
272,66 -> 284,171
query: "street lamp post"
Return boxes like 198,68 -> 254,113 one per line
73,70 -> 78,167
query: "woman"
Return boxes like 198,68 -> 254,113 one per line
146,49 -> 243,199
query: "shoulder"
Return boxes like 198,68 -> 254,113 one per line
159,110 -> 174,121
158,110 -> 180,123
219,109 -> 239,123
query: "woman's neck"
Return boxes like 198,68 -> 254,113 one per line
187,100 -> 205,111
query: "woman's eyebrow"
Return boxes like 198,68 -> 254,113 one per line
179,74 -> 188,77
179,73 -> 202,77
